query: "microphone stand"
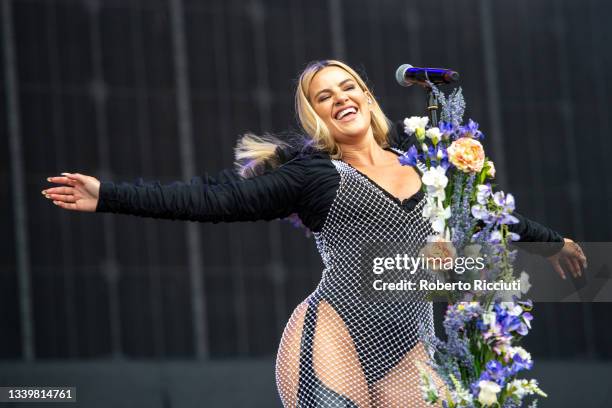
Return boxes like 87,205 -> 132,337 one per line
422,72 -> 439,126
426,88 -> 439,127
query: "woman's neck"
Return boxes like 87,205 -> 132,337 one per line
338,135 -> 388,167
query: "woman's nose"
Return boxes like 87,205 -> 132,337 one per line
334,93 -> 349,105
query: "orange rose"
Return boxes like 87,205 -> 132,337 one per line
447,137 -> 485,173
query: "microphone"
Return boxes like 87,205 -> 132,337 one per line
395,64 -> 459,87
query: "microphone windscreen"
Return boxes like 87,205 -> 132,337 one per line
395,64 -> 414,87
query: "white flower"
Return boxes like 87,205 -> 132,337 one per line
486,160 -> 496,178
425,127 -> 442,141
403,116 -> 429,134
506,379 -> 530,399
478,380 -> 501,406
423,197 -> 451,233
508,304 -> 523,316
416,362 -> 440,404
421,166 -> 448,200
498,271 -> 531,302
519,271 -> 531,294
482,311 -> 497,326
506,379 -> 546,400
510,346 -> 532,364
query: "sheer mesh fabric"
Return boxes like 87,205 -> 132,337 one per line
275,156 -> 442,407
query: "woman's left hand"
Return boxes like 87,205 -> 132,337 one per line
546,238 -> 587,280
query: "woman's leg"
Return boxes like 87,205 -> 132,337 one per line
311,300 -> 370,408
276,301 -> 309,408
275,300 -> 370,407
370,342 -> 445,407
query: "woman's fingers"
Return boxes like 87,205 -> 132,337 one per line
52,200 -> 78,210
42,186 -> 74,195
47,176 -> 79,186
550,258 -> 566,280
571,243 -> 588,269
563,256 -> 579,279
45,193 -> 77,203
568,255 -> 583,278
572,257 -> 583,278
61,172 -> 89,184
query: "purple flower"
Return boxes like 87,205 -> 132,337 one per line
483,360 -> 509,385
476,184 -> 492,205
493,192 -> 516,214
509,353 -> 533,375
517,298 -> 533,311
471,204 -> 492,222
399,145 -> 420,167
426,145 -> 450,169
488,230 -> 502,244
507,232 -> 520,241
438,121 -> 457,140
460,119 -> 485,140
501,214 -> 520,225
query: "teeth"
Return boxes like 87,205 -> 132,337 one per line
336,107 -> 357,119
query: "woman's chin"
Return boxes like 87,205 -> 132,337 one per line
332,120 -> 370,139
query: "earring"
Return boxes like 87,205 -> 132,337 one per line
368,98 -> 372,104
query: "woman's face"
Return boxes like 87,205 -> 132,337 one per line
308,66 -> 372,143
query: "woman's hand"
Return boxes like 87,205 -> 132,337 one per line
42,172 -> 100,212
547,238 -> 587,280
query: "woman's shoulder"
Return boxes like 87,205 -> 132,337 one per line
275,140 -> 331,165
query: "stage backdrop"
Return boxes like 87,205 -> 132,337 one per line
1,0 -> 611,364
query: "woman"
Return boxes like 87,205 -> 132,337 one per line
43,60 -> 585,407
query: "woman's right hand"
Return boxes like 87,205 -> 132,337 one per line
42,172 -> 101,212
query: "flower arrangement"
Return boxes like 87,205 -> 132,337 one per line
400,87 -> 525,303
419,301 -> 546,407
401,86 -> 545,406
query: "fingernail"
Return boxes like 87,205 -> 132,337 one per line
41,190 -> 46,195
47,177 -> 51,181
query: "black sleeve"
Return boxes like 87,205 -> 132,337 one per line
509,212 -> 564,256
387,120 -> 416,152
95,158 -> 307,223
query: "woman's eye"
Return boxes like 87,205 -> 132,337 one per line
319,95 -> 330,102
345,85 -> 355,91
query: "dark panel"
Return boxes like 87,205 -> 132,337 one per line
13,0 -> 53,86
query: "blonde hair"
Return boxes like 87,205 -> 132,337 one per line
235,60 -> 391,176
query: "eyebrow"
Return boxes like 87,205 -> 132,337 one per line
313,78 -> 355,100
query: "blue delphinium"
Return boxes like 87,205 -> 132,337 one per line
460,119 -> 485,140
399,145 -> 421,167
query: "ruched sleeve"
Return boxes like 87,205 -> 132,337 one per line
95,157 -> 308,223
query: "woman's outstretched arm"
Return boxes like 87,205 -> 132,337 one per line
42,159 -> 308,223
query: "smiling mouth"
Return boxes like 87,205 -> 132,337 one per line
335,106 -> 358,121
